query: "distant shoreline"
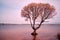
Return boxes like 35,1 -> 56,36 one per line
0,23 -> 60,25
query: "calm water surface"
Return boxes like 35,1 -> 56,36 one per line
0,24 -> 60,40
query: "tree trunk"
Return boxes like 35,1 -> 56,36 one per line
31,29 -> 38,35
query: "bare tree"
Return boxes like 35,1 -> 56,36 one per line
21,3 -> 56,35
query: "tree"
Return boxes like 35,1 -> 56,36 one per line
21,3 -> 56,35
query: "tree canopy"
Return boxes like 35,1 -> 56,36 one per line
21,3 -> 56,21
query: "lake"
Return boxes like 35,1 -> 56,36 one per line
0,24 -> 60,40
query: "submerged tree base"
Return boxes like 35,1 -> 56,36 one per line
31,32 -> 38,35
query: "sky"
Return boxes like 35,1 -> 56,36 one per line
0,0 -> 60,24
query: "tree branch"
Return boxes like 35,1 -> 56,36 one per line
32,19 -> 36,30
29,17 -> 33,27
36,19 -> 44,30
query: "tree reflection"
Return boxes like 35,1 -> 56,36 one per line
32,32 -> 40,40
32,35 -> 37,40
